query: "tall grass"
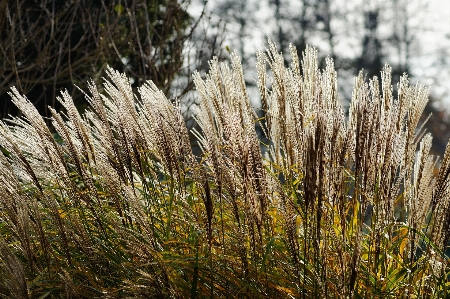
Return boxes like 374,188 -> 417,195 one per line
0,40 -> 449,298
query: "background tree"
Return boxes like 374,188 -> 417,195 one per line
270,0 -> 317,60
355,9 -> 383,79
212,0 -> 260,79
0,0 -> 218,121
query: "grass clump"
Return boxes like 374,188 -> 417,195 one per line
0,40 -> 449,298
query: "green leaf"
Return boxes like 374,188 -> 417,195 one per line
385,267 -> 407,291
38,291 -> 52,299
261,236 -> 279,273
114,4 -> 124,15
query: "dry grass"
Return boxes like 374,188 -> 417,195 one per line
0,40 -> 449,298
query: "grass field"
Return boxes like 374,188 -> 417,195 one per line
0,41 -> 449,298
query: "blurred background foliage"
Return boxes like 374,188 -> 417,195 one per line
0,0 -> 221,120
0,0 -> 449,155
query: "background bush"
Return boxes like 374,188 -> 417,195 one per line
0,0 -> 219,121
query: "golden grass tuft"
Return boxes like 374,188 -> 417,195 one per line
0,40 -> 449,298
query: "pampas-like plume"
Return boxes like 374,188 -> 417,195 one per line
0,41 -> 448,298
